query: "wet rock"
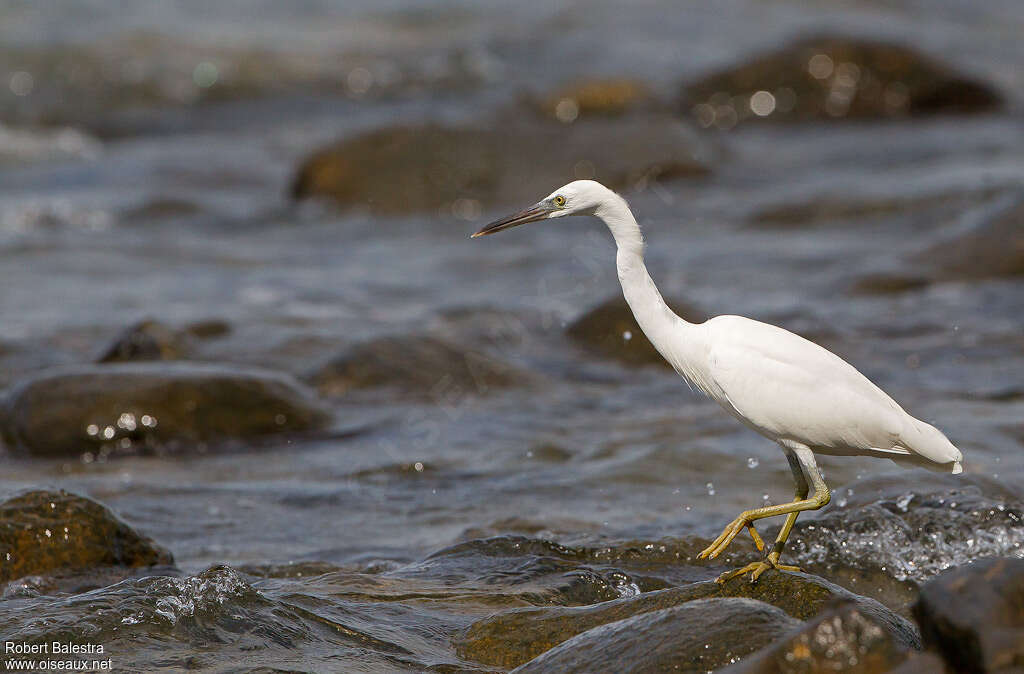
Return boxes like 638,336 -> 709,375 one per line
537,78 -> 652,121
784,475 -> 1024,613
565,294 -> 706,367
290,118 -> 708,215
721,601 -> 912,674
121,198 -> 201,222
682,35 -> 1001,129
97,320 -> 192,362
456,569 -> 917,669
0,489 -> 172,584
786,475 -> 1019,606
916,195 -> 1024,281
309,334 -> 527,399
0,363 -> 329,458
513,598 -> 800,674
913,557 -> 1024,673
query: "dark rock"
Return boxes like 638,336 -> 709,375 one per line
536,78 -> 653,121
784,476 -> 1024,613
309,334 -> 527,399
290,118 -> 708,215
513,598 -> 800,674
566,294 -> 706,367
97,320 -> 191,363
721,601 -> 912,674
917,195 -> 1024,281
0,489 -> 172,584
913,557 -> 1024,673
0,363 -> 329,458
456,570 -> 918,669
121,198 -> 201,222
682,35 -> 1001,129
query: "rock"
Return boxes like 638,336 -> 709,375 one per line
913,557 -> 1024,673
682,35 -> 1001,129
121,198 -> 201,222
566,294 -> 706,367
850,273 -> 931,296
308,334 -> 527,399
0,489 -> 172,584
721,601 -> 912,674
456,570 -> 918,669
184,319 -> 232,339
97,320 -> 192,362
0,363 -> 329,458
916,195 -> 1024,280
513,598 -> 801,674
290,118 -> 708,215
537,78 -> 652,121
783,476 -> 1024,613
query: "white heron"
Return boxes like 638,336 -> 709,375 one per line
472,180 -> 963,583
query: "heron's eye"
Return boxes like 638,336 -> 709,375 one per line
553,195 -> 566,207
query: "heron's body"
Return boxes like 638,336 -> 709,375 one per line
474,179 -> 963,582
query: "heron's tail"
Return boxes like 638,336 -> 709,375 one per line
896,416 -> 963,474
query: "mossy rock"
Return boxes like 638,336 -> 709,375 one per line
456,570 -> 918,669
0,489 -> 172,584
682,35 -> 1001,129
537,78 -> 652,120
513,598 -> 800,673
566,294 -> 706,367
0,363 -> 329,458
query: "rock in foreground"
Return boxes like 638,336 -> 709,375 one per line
566,294 -> 706,367
513,598 -> 800,674
914,557 -> 1024,673
721,601 -> 912,674
0,363 -> 329,457
682,35 -> 1001,129
290,118 -> 708,214
0,490 -> 172,584
456,570 -> 917,669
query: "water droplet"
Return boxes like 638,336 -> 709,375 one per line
622,330 -> 632,341
705,482 -> 715,496
896,493 -> 914,512
413,461 -> 424,472
747,457 -> 759,469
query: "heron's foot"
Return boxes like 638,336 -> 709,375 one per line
697,515 -> 750,560
714,560 -> 802,584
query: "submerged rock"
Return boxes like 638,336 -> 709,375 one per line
0,490 -> 172,584
513,598 -> 800,674
0,363 -> 329,458
722,601 -> 912,674
309,334 -> 527,399
913,557 -> 1024,673
916,195 -> 1024,281
290,118 -> 708,214
97,320 -> 192,363
566,294 -> 706,367
456,569 -> 917,669
682,35 -> 1001,129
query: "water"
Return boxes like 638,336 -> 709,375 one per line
1,1 -> 1023,671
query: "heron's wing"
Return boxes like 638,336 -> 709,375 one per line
704,316 -> 905,453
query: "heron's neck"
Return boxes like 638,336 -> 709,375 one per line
597,195 -> 708,385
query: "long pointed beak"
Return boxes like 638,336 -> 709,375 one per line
471,203 -> 551,238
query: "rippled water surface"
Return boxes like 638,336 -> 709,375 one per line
1,1 -> 1022,671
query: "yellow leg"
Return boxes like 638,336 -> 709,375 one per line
698,447 -> 829,582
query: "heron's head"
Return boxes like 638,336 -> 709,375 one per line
471,180 -> 615,237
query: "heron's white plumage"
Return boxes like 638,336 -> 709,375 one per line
544,180 -> 964,474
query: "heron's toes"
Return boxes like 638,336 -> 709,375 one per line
714,559 -> 802,584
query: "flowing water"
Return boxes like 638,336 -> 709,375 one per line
1,1 -> 1022,671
